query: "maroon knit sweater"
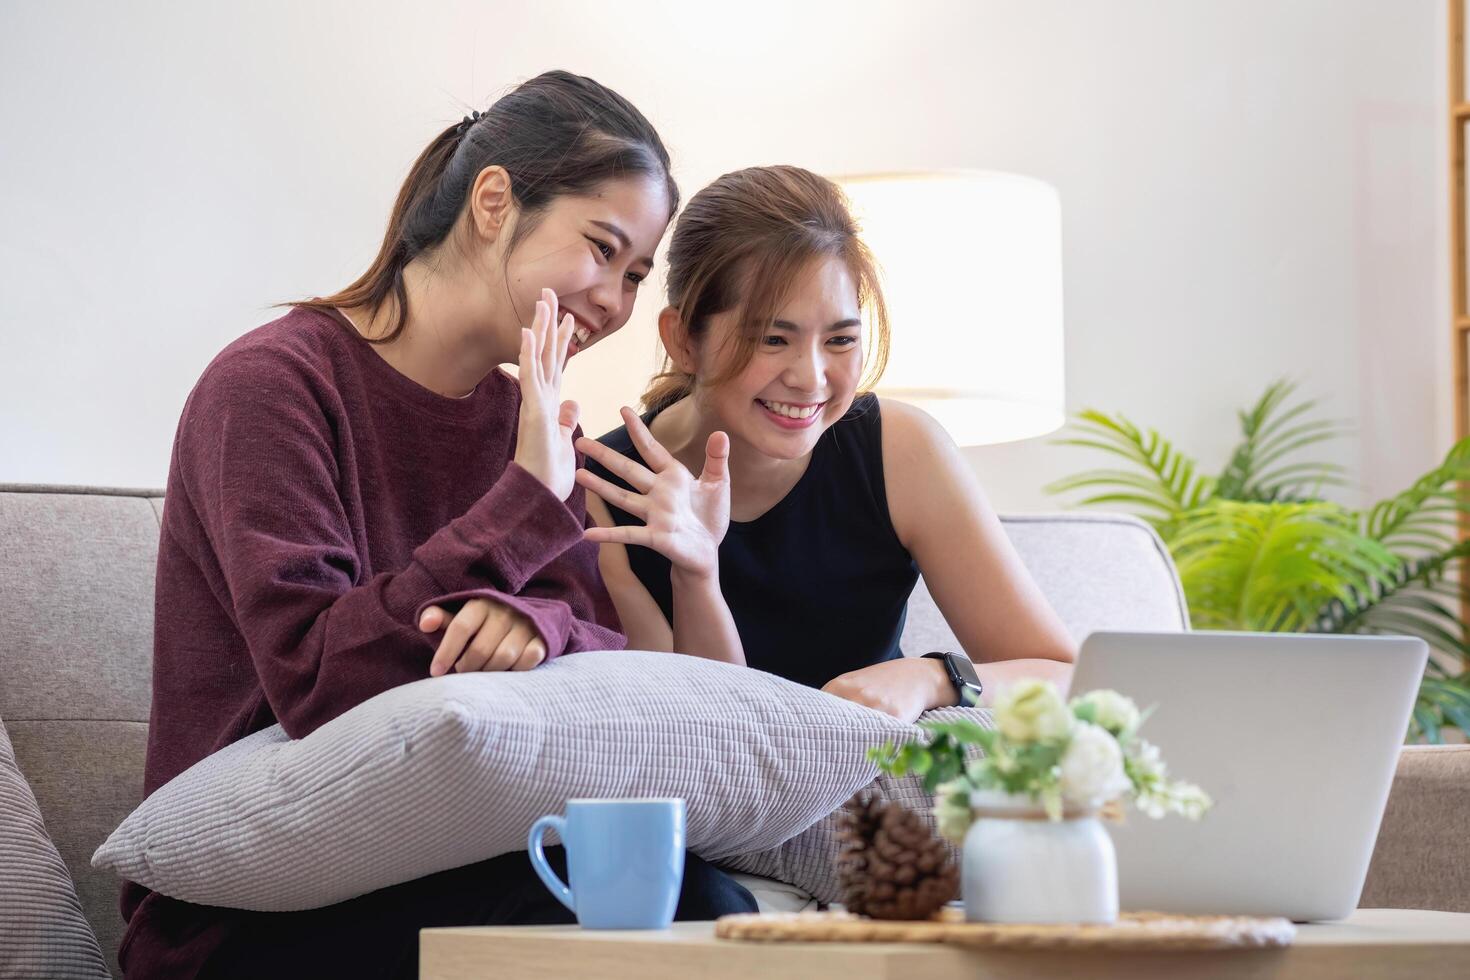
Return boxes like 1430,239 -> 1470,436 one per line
119,307 -> 623,974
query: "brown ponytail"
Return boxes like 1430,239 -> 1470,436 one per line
297,70 -> 678,343
643,166 -> 890,414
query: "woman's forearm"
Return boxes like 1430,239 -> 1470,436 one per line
669,567 -> 747,666
971,657 -> 1075,706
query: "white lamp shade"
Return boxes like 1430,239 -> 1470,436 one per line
837,171 -> 1065,447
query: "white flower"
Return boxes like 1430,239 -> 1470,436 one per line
1128,739 -> 1167,780
1072,689 -> 1141,736
1172,783 -> 1213,821
1058,721 -> 1131,807
994,679 -> 1074,744
1138,780 -> 1213,821
1137,793 -> 1168,820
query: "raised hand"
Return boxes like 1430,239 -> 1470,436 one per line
513,288 -> 580,500
575,407 -> 730,581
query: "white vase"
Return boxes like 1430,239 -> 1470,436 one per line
962,789 -> 1118,924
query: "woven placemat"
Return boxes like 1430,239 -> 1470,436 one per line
715,908 -> 1296,951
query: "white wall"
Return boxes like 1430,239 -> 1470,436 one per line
0,0 -> 1449,513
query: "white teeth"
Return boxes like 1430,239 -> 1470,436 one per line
574,326 -> 591,345
759,400 -> 821,419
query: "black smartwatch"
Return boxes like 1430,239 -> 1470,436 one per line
922,651 -> 984,706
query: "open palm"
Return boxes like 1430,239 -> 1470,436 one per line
514,287 -> 580,500
576,408 -> 730,580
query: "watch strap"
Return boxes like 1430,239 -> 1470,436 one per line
922,650 -> 983,706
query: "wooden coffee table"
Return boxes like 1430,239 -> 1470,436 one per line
420,908 -> 1470,979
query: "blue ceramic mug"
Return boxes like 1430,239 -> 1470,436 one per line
527,798 -> 686,929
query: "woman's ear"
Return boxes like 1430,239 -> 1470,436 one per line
468,165 -> 514,242
658,306 -> 697,374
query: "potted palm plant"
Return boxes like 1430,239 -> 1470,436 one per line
1048,380 -> 1470,742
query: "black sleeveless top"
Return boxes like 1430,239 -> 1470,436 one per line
587,394 -> 920,689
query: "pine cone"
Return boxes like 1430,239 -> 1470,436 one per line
836,790 -> 958,920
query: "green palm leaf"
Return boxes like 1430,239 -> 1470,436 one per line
1314,543 -> 1470,658
1363,438 -> 1470,553
1215,380 -> 1350,501
1171,501 -> 1400,632
1046,410 -> 1213,532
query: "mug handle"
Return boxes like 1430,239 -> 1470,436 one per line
527,815 -> 575,912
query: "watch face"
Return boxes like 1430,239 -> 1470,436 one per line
949,653 -> 981,688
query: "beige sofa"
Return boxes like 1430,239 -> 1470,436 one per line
1,484 -> 1467,977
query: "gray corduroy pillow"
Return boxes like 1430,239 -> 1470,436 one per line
94,650 -> 960,911
1,714 -> 111,980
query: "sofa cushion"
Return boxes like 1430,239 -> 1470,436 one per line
902,513 -> 1188,655
93,650 -> 961,911
0,713 -> 111,980
1359,744 -> 1470,912
0,486 -> 160,973
0,488 -> 156,725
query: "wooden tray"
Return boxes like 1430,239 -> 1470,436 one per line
715,908 -> 1296,951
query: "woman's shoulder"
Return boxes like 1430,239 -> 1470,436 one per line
873,396 -> 971,546
872,395 -> 948,446
199,307 -> 348,392
822,395 -> 956,522
183,307 -> 356,437
831,393 -> 943,439
869,396 -> 956,482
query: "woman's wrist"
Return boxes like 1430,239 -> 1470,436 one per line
922,656 -> 959,710
670,564 -> 719,592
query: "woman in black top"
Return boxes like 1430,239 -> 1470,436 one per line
578,166 -> 1075,721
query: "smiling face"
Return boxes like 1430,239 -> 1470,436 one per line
483,174 -> 671,360
691,255 -> 865,461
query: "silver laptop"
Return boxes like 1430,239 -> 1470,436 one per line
1069,630 -> 1427,921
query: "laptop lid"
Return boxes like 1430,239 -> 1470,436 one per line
1070,630 -> 1426,921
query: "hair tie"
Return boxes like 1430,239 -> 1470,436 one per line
457,109 -> 482,136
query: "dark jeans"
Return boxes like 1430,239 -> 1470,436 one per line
125,848 -> 756,979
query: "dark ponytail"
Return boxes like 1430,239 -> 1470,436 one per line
298,70 -> 678,343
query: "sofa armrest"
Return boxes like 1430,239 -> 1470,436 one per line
1359,745 -> 1470,912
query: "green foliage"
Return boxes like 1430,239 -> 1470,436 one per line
1317,544 -> 1470,659
866,729 -> 967,794
1049,379 -> 1470,743
1172,501 -> 1400,632
1363,440 -> 1470,554
963,736 -> 1067,801
869,686 -> 1210,837
1048,411 -> 1213,538
1213,380 -> 1350,501
874,717 -> 1071,802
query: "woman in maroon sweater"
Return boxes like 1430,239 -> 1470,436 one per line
121,70 -> 755,979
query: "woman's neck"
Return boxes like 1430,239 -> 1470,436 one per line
344,256 -> 509,399
653,397 -> 813,521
